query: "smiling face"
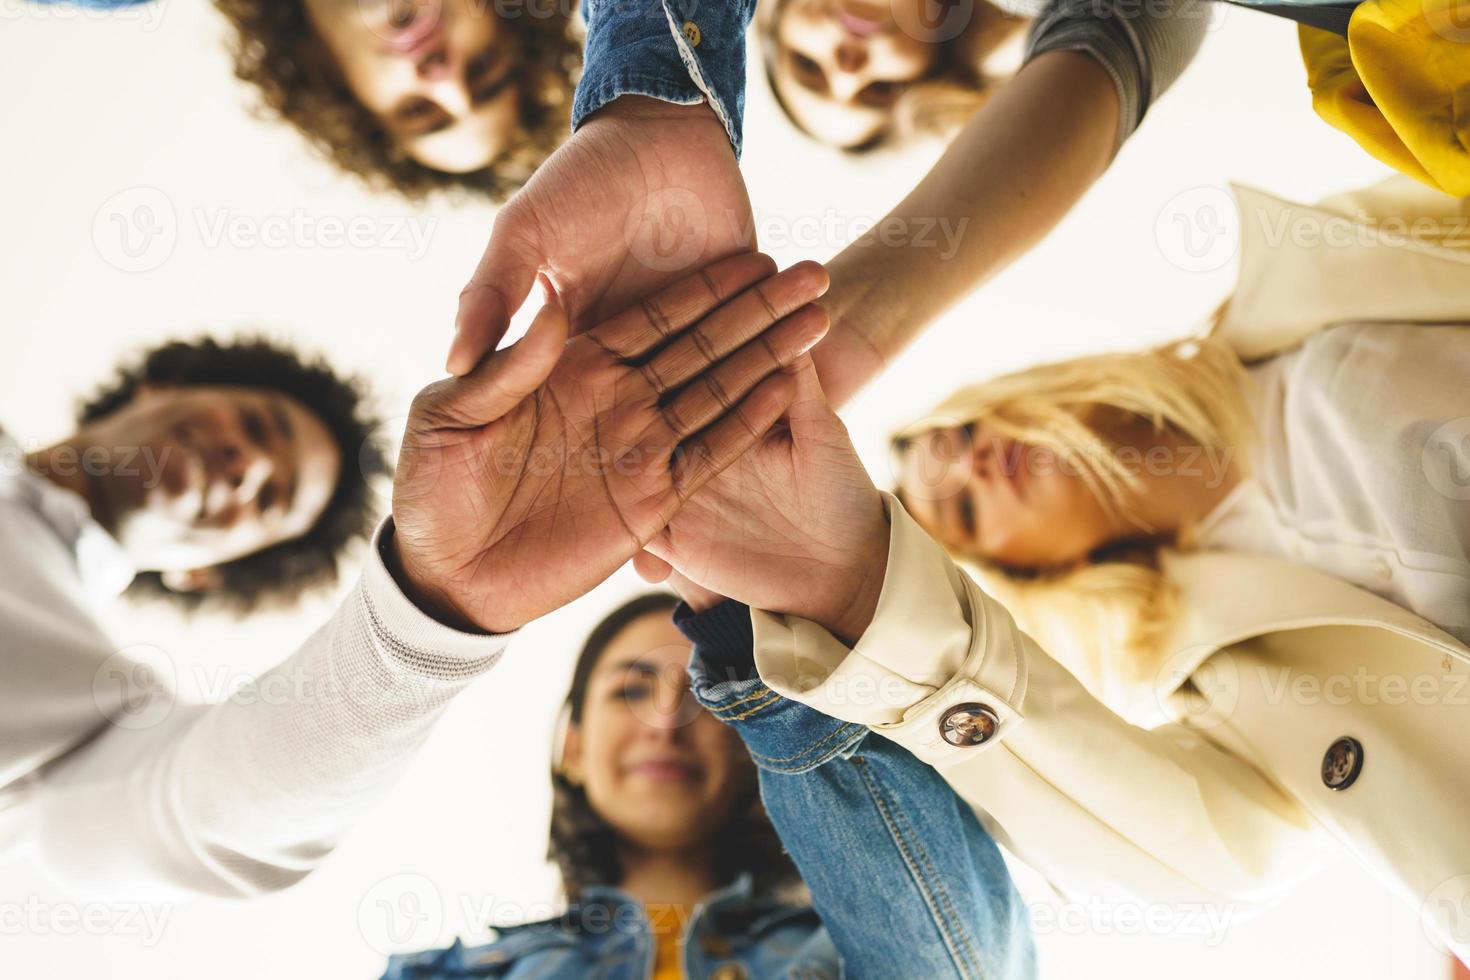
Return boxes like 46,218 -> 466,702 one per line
302,0 -> 521,173
81,384 -> 342,577
897,422 -> 1117,570
771,0 -> 942,147
562,611 -> 749,856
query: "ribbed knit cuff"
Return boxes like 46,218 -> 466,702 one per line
674,599 -> 756,682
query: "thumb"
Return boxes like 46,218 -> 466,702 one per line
419,300 -> 568,431
449,227 -> 542,376
632,550 -> 674,584
783,354 -> 840,433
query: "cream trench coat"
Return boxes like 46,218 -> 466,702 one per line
748,178 -> 1470,959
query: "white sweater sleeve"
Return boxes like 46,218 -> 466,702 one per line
30,519 -> 510,900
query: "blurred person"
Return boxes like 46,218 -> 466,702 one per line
0,256 -> 823,898
888,176 -> 1470,703
213,0 -> 582,198
635,340 -> 1470,965
381,591 -> 1035,979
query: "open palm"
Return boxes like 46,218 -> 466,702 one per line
393,256 -> 828,633
448,98 -> 754,377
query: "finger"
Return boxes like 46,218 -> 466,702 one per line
632,550 -> 674,584
637,260 -> 829,396
588,253 -> 779,360
417,301 -> 568,430
672,371 -> 798,502
449,232 -> 542,376
660,304 -> 828,440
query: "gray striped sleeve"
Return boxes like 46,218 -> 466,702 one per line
1020,0 -> 1212,153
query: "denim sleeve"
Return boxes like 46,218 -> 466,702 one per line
678,601 -> 1037,980
574,0 -> 755,156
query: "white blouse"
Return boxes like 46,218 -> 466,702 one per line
1194,321 -> 1470,645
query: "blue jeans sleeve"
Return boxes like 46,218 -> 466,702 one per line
678,601 -> 1037,980
574,0 -> 755,156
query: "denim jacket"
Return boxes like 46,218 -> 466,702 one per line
381,601 -> 1035,980
381,875 -> 837,979
574,0 -> 756,156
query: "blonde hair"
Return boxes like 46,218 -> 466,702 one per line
894,337 -> 1253,706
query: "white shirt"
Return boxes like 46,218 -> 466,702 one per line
1194,322 -> 1470,644
0,432 -> 509,898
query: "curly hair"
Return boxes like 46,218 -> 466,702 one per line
213,0 -> 582,200
548,593 -> 802,902
79,336 -> 389,614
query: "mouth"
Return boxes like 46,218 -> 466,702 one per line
625,759 -> 702,783
834,1 -> 890,35
382,0 -> 445,58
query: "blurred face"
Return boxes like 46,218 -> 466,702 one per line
896,422 -> 1117,569
563,612 -> 749,856
82,385 -> 341,577
302,0 -> 521,173
772,0 -> 941,147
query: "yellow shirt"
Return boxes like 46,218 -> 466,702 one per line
645,904 -> 691,980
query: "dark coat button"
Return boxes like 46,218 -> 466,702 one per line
1322,736 -> 1365,790
939,703 -> 999,747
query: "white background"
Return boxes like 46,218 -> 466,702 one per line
0,0 -> 1448,977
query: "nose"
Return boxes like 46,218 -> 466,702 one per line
834,40 -> 868,73
413,47 -> 473,114
218,442 -> 271,500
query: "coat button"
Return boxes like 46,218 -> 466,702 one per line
710,964 -> 747,980
1321,736 -> 1364,790
939,703 -> 999,747
682,20 -> 702,45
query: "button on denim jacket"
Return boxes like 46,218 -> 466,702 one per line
382,602 -> 1035,979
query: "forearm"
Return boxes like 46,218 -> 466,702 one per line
680,601 -> 1036,980
33,520 -> 508,899
751,496 -> 1330,906
815,50 -> 1119,407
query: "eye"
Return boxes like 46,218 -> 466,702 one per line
468,49 -> 513,103
788,51 -> 827,91
240,407 -> 267,446
858,79 -> 909,107
612,685 -> 652,703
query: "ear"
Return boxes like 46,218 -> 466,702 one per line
160,567 -> 224,593
560,722 -> 584,786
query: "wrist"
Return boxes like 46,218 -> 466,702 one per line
591,95 -> 720,128
798,510 -> 891,647
383,531 -> 512,635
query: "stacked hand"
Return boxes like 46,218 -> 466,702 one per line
448,98 -> 755,376
636,359 -> 892,647
389,254 -> 830,634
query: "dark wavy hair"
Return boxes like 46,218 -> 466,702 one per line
213,0 -> 582,200
78,336 -> 389,614
548,593 -> 802,901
